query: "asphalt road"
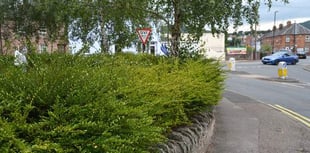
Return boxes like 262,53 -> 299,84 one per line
225,57 -> 310,118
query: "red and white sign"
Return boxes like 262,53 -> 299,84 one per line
136,28 -> 152,45
227,47 -> 247,55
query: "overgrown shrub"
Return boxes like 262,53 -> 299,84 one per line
0,52 -> 225,153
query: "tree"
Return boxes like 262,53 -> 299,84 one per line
148,0 -> 289,57
0,0 -> 17,54
1,0 -> 289,55
68,0 -> 150,53
0,0 -> 72,54
0,0 -> 150,54
261,44 -> 272,53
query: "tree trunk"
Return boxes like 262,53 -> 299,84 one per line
101,28 -> 109,53
0,23 -> 2,55
170,1 -> 181,57
100,14 -> 109,53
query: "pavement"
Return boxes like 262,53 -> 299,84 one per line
207,91 -> 310,153
206,65 -> 310,153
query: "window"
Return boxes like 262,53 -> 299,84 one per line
306,35 -> 310,42
39,27 -> 47,37
39,44 -> 47,53
285,35 -> 290,42
57,44 -> 66,53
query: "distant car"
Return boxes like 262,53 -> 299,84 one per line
261,51 -> 299,65
296,51 -> 307,59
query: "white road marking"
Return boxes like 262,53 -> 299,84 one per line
278,82 -> 305,89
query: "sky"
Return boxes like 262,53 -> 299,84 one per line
229,0 -> 310,32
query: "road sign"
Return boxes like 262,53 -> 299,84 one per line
136,28 -> 152,45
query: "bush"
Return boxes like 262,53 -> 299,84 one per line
0,53 -> 225,153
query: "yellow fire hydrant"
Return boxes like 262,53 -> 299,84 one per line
278,61 -> 287,79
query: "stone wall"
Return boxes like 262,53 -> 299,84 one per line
156,111 -> 215,153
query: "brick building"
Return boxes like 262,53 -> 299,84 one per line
0,23 -> 68,55
260,21 -> 310,54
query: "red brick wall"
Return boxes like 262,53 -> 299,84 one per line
262,34 -> 310,52
1,24 -> 68,55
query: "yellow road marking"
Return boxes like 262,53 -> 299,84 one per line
268,104 -> 310,128
274,105 -> 310,123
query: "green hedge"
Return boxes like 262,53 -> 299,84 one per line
0,53 -> 225,153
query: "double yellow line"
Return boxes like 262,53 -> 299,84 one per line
268,104 -> 310,128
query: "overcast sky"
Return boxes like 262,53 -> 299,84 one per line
230,0 -> 310,32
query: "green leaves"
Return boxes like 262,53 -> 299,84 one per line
148,0 -> 289,56
1,0 -> 289,55
0,52 -> 224,152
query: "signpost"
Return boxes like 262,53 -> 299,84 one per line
226,47 -> 247,55
136,28 -> 152,53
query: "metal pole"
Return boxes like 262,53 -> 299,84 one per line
272,11 -> 278,53
254,24 -> 257,60
293,21 -> 296,53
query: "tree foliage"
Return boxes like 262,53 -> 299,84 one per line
0,0 -> 289,55
261,43 -> 272,53
0,0 -> 150,53
148,0 -> 289,56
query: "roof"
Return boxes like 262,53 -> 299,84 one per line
261,23 -> 310,39
301,20 -> 310,29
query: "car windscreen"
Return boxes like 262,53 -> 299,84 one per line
273,52 -> 286,56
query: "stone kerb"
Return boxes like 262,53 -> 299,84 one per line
156,111 -> 215,153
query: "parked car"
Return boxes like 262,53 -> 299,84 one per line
261,51 -> 299,65
296,51 -> 307,59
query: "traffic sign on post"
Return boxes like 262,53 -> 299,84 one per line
136,28 -> 152,45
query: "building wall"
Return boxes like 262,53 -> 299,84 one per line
199,33 -> 225,61
146,32 -> 225,60
2,36 -> 67,55
263,34 -> 310,52
0,24 -> 68,55
261,21 -> 310,53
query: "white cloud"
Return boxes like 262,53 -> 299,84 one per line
229,17 -> 310,33
229,0 -> 310,33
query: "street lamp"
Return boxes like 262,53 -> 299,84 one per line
293,21 -> 296,53
272,10 -> 278,53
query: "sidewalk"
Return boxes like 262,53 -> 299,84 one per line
207,91 -> 310,153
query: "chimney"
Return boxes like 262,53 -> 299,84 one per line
273,25 -> 276,31
279,24 -> 283,30
287,21 -> 292,27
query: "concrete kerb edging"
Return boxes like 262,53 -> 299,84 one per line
303,65 -> 310,72
226,70 -> 300,83
258,64 -> 310,82
258,77 -> 299,83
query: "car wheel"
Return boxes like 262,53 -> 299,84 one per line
274,60 -> 279,65
292,60 -> 297,65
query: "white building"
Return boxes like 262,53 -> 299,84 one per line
146,31 -> 226,60
198,33 -> 225,61
70,26 -> 225,61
